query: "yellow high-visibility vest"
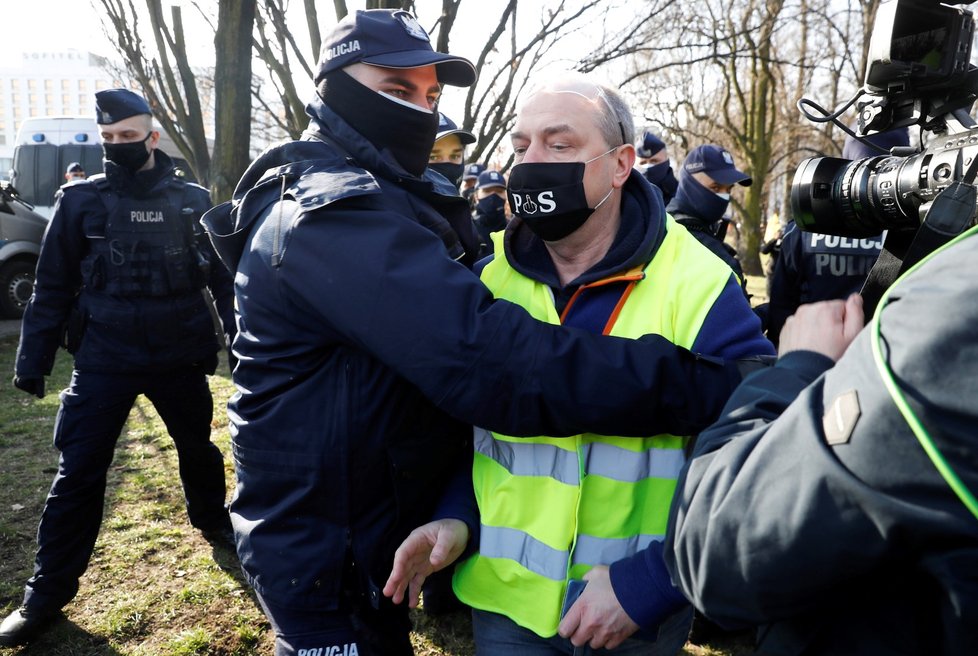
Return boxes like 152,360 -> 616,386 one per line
454,216 -> 734,637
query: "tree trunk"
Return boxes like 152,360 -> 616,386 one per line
211,0 -> 257,203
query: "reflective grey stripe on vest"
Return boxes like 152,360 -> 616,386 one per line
474,428 -> 686,484
478,524 -> 665,580
571,533 -> 663,569
479,524 -> 569,581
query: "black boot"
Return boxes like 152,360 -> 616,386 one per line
0,606 -> 58,647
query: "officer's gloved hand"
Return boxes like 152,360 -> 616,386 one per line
13,375 -> 45,399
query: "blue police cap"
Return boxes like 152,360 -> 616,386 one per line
436,112 -> 476,146
463,163 -> 486,181
683,144 -> 752,187
66,161 -> 84,174
636,131 -> 666,158
316,9 -> 476,87
476,169 -> 506,190
95,89 -> 151,125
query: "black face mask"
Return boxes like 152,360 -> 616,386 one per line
644,160 -> 678,196
322,69 -> 439,177
429,162 -> 464,185
507,151 -> 614,242
103,132 -> 152,172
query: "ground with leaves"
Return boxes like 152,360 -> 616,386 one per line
0,287 -> 765,656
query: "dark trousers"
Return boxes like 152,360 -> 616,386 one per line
22,365 -> 228,612
256,556 -> 413,656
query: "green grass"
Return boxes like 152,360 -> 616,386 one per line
0,314 -> 762,655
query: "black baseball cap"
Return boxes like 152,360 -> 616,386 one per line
683,145 -> 752,187
95,89 -> 152,125
437,113 -> 476,145
316,9 -> 476,87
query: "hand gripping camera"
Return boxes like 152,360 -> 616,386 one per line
790,0 -> 978,313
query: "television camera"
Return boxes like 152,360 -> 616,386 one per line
790,0 -> 978,311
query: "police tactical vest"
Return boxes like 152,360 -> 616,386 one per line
82,179 -> 206,297
453,217 -> 731,637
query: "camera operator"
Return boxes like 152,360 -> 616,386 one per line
665,223 -> 978,654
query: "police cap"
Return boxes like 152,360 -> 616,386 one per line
95,89 -> 152,125
476,170 -> 506,191
436,113 -> 476,146
683,144 -> 752,187
462,163 -> 486,181
315,9 -> 476,87
636,131 -> 666,158
66,162 -> 84,174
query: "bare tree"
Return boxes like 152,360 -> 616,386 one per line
97,0 -> 255,202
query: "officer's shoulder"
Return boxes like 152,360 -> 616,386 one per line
59,176 -> 103,197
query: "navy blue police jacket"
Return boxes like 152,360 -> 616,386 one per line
201,95 -> 755,611
767,221 -> 882,345
666,229 -> 978,655
16,151 -> 234,377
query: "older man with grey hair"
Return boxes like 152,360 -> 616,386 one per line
386,73 -> 773,654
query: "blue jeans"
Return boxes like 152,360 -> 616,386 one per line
472,606 -> 692,655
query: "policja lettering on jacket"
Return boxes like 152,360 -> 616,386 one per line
130,210 -> 165,223
296,644 -> 359,656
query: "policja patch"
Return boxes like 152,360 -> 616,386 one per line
822,389 -> 861,445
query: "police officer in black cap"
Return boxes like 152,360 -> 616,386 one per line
1,88 -> 236,647
635,130 -> 678,205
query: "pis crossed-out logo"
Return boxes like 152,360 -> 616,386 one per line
510,191 -> 556,216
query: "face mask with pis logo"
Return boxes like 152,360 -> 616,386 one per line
506,147 -> 616,242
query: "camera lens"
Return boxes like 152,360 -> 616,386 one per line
791,154 -> 926,237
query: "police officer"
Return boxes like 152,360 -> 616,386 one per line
471,169 -> 508,255
666,226 -> 978,654
201,10 -> 756,655
666,144 -> 751,295
461,161 -> 486,207
766,222 -> 882,345
1,89 -> 236,647
429,112 -> 476,186
65,162 -> 86,182
766,128 -> 910,346
635,130 -> 678,205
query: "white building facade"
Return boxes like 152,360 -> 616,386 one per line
0,50 -> 120,176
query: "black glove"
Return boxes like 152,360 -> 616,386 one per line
13,375 -> 45,399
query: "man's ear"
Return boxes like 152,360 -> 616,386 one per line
614,144 -> 636,188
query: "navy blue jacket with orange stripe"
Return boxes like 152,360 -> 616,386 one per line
200,95 -> 764,613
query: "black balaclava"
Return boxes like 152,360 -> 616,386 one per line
429,162 -> 464,185
321,69 -> 439,177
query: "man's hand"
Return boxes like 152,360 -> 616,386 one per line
383,518 -> 468,608
779,294 -> 864,362
557,566 -> 639,650
12,375 -> 45,399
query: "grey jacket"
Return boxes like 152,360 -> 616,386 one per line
666,228 -> 978,655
